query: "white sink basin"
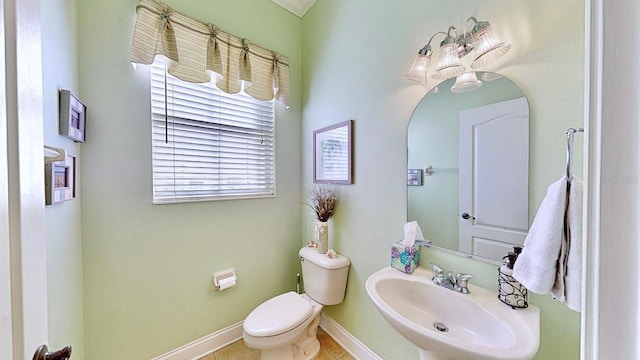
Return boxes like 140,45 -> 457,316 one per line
365,267 -> 540,360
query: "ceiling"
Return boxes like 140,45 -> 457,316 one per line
272,0 -> 317,17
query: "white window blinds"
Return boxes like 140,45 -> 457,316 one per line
150,61 -> 275,203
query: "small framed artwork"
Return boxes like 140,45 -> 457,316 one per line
59,89 -> 86,143
407,169 -> 423,186
313,120 -> 353,184
45,155 -> 76,205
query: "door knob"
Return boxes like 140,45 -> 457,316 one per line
461,213 -> 475,220
33,345 -> 72,360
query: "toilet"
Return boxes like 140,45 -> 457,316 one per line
242,246 -> 350,360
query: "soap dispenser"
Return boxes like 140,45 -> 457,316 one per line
498,246 -> 528,309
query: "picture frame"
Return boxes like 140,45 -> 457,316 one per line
45,155 -> 76,205
59,89 -> 87,143
407,169 -> 423,186
313,120 -> 353,184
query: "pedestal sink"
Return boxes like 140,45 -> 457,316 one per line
365,267 -> 540,360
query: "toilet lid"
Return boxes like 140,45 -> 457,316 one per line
244,292 -> 313,337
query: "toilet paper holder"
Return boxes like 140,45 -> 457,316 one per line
213,268 -> 237,291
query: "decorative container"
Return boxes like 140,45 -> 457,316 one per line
498,265 -> 528,309
316,220 -> 329,254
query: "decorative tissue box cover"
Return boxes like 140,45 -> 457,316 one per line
391,243 -> 420,274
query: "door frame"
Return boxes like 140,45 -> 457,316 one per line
0,0 -> 48,359
582,0 -> 640,359
1,0 -> 12,356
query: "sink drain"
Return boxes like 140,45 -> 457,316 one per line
433,322 -> 449,332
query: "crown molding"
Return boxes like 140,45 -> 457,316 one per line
272,0 -> 317,17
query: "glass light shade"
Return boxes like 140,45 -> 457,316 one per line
431,43 -> 465,79
404,53 -> 431,83
480,72 -> 503,81
470,24 -> 511,69
450,72 -> 482,93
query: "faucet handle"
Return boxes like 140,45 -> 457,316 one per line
455,273 -> 474,294
446,271 -> 454,281
429,263 -> 443,278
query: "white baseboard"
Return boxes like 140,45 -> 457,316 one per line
150,312 -> 381,360
319,313 -> 383,360
149,321 -> 243,360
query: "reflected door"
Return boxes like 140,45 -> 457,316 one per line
458,97 -> 529,260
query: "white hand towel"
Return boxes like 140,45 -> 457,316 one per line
513,177 -> 568,294
558,176 -> 583,312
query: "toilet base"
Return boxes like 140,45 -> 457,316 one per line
254,313 -> 321,360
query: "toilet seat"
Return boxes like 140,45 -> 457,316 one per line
244,292 -> 313,337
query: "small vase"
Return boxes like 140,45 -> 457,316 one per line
315,220 -> 329,254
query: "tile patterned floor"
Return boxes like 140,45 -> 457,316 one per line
199,328 -> 356,360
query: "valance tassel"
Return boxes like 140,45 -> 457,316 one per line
206,24 -> 223,76
158,6 -> 178,62
272,52 -> 281,94
239,39 -> 252,87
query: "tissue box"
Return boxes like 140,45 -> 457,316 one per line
390,242 -> 420,274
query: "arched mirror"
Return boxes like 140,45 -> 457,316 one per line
407,72 -> 529,263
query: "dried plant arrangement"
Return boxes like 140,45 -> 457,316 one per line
308,185 -> 339,222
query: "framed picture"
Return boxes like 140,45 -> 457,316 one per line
313,120 -> 353,184
59,89 -> 86,143
45,155 -> 76,205
407,169 -> 423,186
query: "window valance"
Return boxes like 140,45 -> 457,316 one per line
130,0 -> 291,108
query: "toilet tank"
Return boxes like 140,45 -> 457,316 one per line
299,247 -> 350,305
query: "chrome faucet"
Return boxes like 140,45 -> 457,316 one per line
429,263 -> 474,294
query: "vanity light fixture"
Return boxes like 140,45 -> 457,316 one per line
450,72 -> 483,93
480,72 -> 503,81
404,45 -> 432,82
431,26 -> 466,80
404,17 -> 511,84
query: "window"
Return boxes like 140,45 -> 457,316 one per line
150,61 -> 275,204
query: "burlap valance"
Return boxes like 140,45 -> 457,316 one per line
131,0 -> 290,108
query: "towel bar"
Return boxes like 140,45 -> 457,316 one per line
565,127 -> 584,180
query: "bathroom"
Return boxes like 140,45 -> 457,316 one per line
3,0 -> 637,359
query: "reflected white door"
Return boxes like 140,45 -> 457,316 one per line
458,97 -> 529,260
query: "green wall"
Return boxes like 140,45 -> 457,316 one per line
302,1 -> 582,359
76,1 -> 302,359
42,0 -> 85,358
